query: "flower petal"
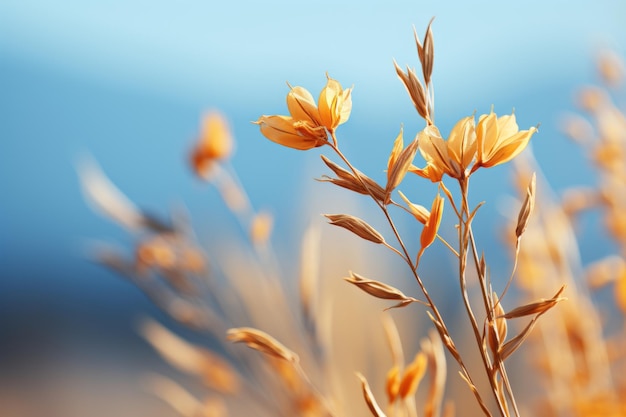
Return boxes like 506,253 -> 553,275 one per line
496,113 -> 519,144
338,87 -> 353,126
447,115 -> 476,171
482,127 -> 537,168
409,163 -> 444,183
476,112 -> 498,165
287,86 -> 321,125
418,125 -> 459,178
420,193 -> 444,249
256,115 -> 320,150
318,78 -> 341,129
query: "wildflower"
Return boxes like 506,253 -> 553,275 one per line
412,111 -> 535,181
256,75 -> 352,150
411,116 -> 476,181
410,126 -> 450,182
474,111 -> 537,170
190,111 -> 234,179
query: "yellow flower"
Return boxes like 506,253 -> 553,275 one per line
190,111 -> 234,179
474,111 -> 537,169
318,76 -> 352,132
411,118 -> 476,182
256,75 -> 352,150
411,111 -> 535,181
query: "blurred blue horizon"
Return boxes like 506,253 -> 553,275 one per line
1,1 -> 625,415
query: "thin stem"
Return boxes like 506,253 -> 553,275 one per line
327,134 -> 493,416
457,177 -> 505,417
461,176 -> 521,417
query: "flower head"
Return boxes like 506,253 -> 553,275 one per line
256,75 -> 352,150
411,110 -> 536,182
190,111 -> 234,179
474,111 -> 537,170
411,124 -> 467,182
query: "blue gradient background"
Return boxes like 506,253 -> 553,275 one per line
1,0 -> 625,414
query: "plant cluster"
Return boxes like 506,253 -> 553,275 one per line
82,20 -> 626,417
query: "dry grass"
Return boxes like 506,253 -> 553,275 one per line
80,21 -> 626,417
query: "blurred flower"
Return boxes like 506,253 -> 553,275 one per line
256,75 -> 352,150
190,111 -> 234,179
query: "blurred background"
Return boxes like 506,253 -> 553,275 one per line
1,0 -> 625,416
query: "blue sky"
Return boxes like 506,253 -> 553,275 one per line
1,0 -> 625,378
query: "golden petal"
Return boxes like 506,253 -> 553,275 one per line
420,193 -> 444,249
418,126 -> 458,177
338,87 -> 353,125
496,113 -> 519,143
409,163 -> 444,183
482,127 -> 537,168
256,115 -> 319,150
287,86 -> 321,125
318,78 -> 341,128
476,112 -> 498,164
447,115 -> 476,170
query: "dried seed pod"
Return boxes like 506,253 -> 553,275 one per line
320,155 -> 386,201
515,172 -> 536,238
227,327 -> 299,363
415,17 -> 435,85
498,318 -> 539,362
324,214 -> 385,244
488,293 -> 508,355
394,60 -> 429,120
344,271 -> 420,309
501,285 -> 566,319
356,373 -> 388,417
386,137 -> 420,203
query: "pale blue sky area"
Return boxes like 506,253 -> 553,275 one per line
2,0 -> 625,272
